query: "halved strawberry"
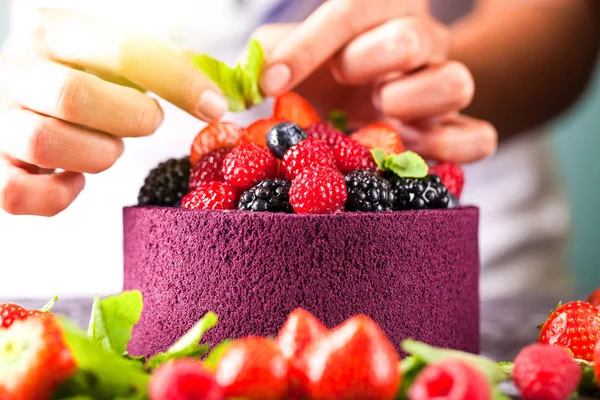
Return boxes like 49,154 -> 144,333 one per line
0,298 -> 57,329
273,92 -> 320,129
241,118 -> 283,148
190,122 -> 246,165
0,315 -> 76,400
349,123 -> 403,156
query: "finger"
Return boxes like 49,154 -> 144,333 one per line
0,109 -> 124,174
249,23 -> 298,60
1,59 -> 163,137
38,8 -> 228,122
332,17 -> 448,85
401,115 -> 497,163
0,160 -> 85,217
379,61 -> 475,121
260,0 -> 422,95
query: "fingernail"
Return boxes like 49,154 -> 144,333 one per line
397,124 -> 423,148
198,90 -> 228,121
155,107 -> 164,128
260,63 -> 291,95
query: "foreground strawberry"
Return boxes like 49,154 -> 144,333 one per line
513,344 -> 581,400
349,123 -> 403,156
149,358 -> 224,400
408,359 -> 491,400
189,148 -> 231,191
215,336 -> 289,400
181,182 -> 237,210
222,143 -> 279,189
289,166 -> 347,214
594,338 -> 600,391
297,315 -> 400,400
429,163 -> 465,200
273,92 -> 321,128
277,309 -> 328,361
280,138 -> 337,180
190,122 -> 246,165
0,315 -> 76,400
0,303 -> 45,329
241,118 -> 283,148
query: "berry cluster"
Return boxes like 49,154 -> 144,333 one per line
137,92 -> 465,214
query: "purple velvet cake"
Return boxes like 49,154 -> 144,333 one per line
123,206 -> 480,357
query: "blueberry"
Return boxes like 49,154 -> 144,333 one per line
266,122 -> 307,159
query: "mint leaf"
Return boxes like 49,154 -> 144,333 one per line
40,296 -> 58,312
329,110 -> 348,132
402,339 -> 507,384
204,340 -> 232,371
493,387 -> 511,400
394,356 -> 426,399
384,151 -> 428,178
241,39 -> 265,107
496,361 -> 514,377
87,291 -> 143,355
146,312 -> 218,369
371,149 -> 387,171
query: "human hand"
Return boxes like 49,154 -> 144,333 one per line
253,0 -> 497,163
0,9 -> 228,216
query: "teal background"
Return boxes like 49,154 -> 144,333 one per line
0,1 -> 598,291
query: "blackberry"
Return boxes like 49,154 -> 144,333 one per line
238,179 -> 293,213
138,157 -> 191,206
266,122 -> 307,159
387,173 -> 450,210
344,170 -> 393,212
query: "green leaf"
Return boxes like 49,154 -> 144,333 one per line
577,363 -> 600,397
492,386 -> 511,400
40,296 -> 58,312
87,291 -> 143,356
146,312 -> 218,369
242,39 -> 265,107
204,340 -> 233,371
329,110 -> 348,132
394,356 -> 426,399
496,361 -> 514,377
384,151 -> 429,178
402,339 -> 507,384
371,149 -> 387,171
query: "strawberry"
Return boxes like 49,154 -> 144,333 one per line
297,315 -> 400,400
189,148 -> 231,191
149,358 -> 224,400
349,123 -> 403,156
305,123 -> 346,149
0,304 -> 44,329
594,338 -> 600,390
190,122 -> 246,165
241,118 -> 283,148
538,301 -> 600,362
587,288 -> 600,308
273,92 -> 321,129
0,315 -> 76,400
215,336 -> 289,400
277,309 -> 328,361
181,182 -> 237,210
280,138 -> 337,181
333,138 -> 377,174
408,359 -> 492,400
289,166 -> 347,214
222,144 -> 279,189
429,163 -> 465,200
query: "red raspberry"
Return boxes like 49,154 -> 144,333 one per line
222,144 -> 278,189
514,344 -> 581,400
189,148 -> 231,191
181,182 -> 237,210
408,359 -> 492,400
289,166 -> 346,214
281,138 -> 337,180
305,123 -> 345,149
333,138 -> 377,174
429,162 -> 465,199
149,358 -> 225,400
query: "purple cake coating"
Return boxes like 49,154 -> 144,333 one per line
123,206 -> 480,357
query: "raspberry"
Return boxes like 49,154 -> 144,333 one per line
222,144 -> 278,189
238,179 -> 293,213
280,138 -> 337,180
289,166 -> 347,214
138,157 -> 191,207
345,170 -> 393,212
333,138 -> 377,174
181,182 -> 237,210
429,163 -> 465,199
408,359 -> 492,400
189,148 -> 231,191
305,123 -> 345,149
514,344 -> 581,400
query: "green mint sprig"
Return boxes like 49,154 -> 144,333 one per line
371,149 -> 429,178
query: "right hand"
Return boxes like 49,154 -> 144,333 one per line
0,9 -> 229,216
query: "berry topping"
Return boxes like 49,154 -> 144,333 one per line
298,315 -> 400,400
345,170 -> 393,212
222,144 -> 279,189
241,118 -> 282,148
280,138 -> 337,180
189,148 -> 231,191
333,138 -> 377,174
276,309 -> 328,362
238,179 -> 293,213
273,92 -> 321,128
429,162 -> 465,200
538,301 -> 600,362
408,359 -> 492,400
349,123 -> 403,155
266,122 -> 308,159
149,358 -> 225,400
0,315 -> 76,400
0,303 -> 46,329
138,157 -> 192,207
305,123 -> 346,149
181,182 -> 237,211
215,337 -> 289,400
190,122 -> 246,165
388,174 -> 450,210
289,166 -> 347,214
513,344 -> 581,400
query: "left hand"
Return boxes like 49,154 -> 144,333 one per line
253,0 -> 497,163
